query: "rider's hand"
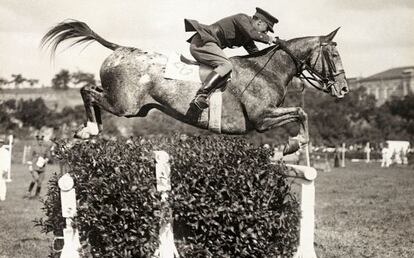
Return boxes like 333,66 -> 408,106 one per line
273,37 -> 287,46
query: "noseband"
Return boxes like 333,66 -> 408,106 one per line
282,42 -> 345,93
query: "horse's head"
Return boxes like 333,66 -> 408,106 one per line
305,28 -> 349,98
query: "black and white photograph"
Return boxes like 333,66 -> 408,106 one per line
0,1 -> 413,257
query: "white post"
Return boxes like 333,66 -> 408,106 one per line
365,142 -> 371,163
341,143 -> 346,168
153,151 -> 179,258
6,135 -> 13,182
58,173 -> 81,258
22,145 -> 27,164
286,164 -> 318,258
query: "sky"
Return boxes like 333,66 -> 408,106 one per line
0,0 -> 413,86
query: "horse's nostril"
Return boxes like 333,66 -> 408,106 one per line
342,87 -> 349,93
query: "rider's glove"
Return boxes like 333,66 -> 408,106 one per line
273,37 -> 287,46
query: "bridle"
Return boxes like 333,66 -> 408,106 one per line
283,42 -> 345,93
240,41 -> 345,96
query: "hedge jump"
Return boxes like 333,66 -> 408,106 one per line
56,151 -> 318,258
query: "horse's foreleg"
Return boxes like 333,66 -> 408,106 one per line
256,107 -> 309,156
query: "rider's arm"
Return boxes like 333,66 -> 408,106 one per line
234,14 -> 272,44
243,41 -> 259,54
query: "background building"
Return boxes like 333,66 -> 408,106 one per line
348,66 -> 414,105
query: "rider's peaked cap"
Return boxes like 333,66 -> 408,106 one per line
254,7 -> 278,33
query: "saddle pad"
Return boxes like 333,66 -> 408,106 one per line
164,52 -> 200,82
208,91 -> 222,133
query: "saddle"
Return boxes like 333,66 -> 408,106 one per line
164,52 -> 230,88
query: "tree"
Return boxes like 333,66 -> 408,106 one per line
51,69 -> 71,90
0,77 -> 9,88
27,79 -> 39,87
71,71 -> 97,87
10,74 -> 26,88
14,98 -> 50,129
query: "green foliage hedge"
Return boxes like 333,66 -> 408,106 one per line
37,135 -> 300,257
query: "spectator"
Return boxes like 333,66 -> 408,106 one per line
334,146 -> 341,167
24,135 -> 50,199
381,143 -> 391,168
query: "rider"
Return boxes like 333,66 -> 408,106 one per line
185,7 -> 285,109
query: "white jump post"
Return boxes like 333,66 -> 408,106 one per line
153,151 -> 179,258
0,140 -> 11,201
365,142 -> 371,163
6,135 -> 13,182
58,173 -> 81,258
341,143 -> 346,168
22,145 -> 27,164
286,164 -> 318,258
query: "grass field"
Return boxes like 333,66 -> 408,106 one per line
0,162 -> 413,258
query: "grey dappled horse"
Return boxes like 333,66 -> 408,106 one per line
42,20 -> 349,155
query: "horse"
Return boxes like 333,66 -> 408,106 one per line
41,20 -> 349,155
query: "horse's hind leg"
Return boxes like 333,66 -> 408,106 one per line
75,86 -> 101,139
76,85 -> 124,139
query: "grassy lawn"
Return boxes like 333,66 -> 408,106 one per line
0,161 -> 413,257
315,162 -> 414,258
0,164 -> 57,258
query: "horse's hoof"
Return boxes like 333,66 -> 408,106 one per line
74,130 -> 91,139
74,122 -> 99,139
283,138 -> 300,156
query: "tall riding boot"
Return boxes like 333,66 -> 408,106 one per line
192,71 -> 224,110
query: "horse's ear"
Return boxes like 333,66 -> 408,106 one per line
323,27 -> 341,42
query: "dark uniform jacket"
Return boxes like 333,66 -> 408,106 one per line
185,13 -> 272,54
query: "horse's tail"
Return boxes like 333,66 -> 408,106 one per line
41,19 -> 123,56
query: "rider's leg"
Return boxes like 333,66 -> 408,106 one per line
189,36 -> 232,109
193,71 -> 224,109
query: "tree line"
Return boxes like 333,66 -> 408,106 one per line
0,69 -> 97,89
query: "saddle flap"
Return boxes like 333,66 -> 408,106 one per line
164,52 -> 216,83
164,52 -> 200,82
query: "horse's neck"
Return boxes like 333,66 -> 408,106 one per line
287,37 -> 319,60
265,37 -> 319,83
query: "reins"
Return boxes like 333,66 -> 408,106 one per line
240,41 -> 344,96
240,46 -> 279,95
